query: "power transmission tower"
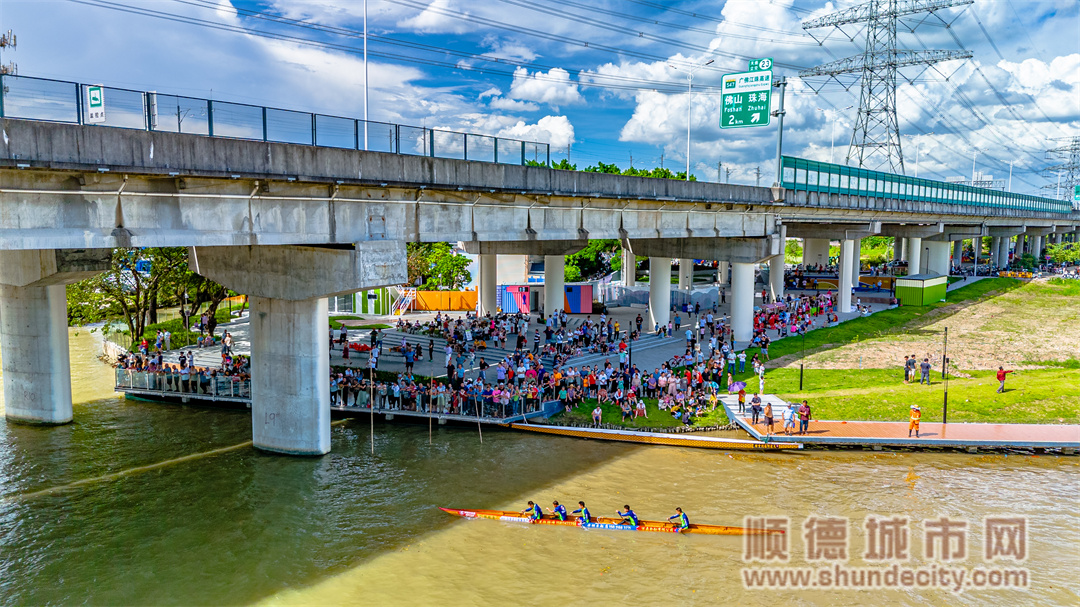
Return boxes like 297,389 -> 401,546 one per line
0,30 -> 16,76
754,166 -> 762,186
1042,136 -> 1080,204
799,0 -> 973,173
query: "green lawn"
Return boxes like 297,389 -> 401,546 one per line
765,366 -> 1080,425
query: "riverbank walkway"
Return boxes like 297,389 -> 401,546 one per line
719,394 -> 1080,452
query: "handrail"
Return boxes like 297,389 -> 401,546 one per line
0,74 -> 551,167
781,156 -> 1072,215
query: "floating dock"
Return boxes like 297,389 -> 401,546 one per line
720,395 -> 1080,452
507,423 -> 801,450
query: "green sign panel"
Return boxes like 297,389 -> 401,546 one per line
748,57 -> 773,72
86,85 -> 106,123
720,70 -> 772,129
1074,184 -> 1079,202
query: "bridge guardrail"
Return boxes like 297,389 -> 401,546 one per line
0,74 -> 550,167
781,156 -> 1072,215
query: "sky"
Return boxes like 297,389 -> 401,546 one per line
4,0 -> 1078,196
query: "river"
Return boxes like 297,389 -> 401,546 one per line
0,329 -> 1077,606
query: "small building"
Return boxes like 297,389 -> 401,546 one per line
894,274 -> 948,306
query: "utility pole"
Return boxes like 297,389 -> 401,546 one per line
629,152 -> 633,169
726,167 -> 733,182
799,0 -> 973,173
772,76 -> 787,186
660,153 -> 664,169
717,160 -> 722,183
363,0 -> 369,150
754,166 -> 762,187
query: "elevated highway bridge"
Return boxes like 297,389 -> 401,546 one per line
1,74 -> 1076,454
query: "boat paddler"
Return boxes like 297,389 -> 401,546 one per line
617,505 -> 639,527
522,501 -> 542,520
572,501 -> 591,524
548,500 -> 568,521
668,507 -> 690,532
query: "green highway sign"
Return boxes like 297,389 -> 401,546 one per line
720,70 -> 772,129
1074,184 -> 1079,202
748,57 -> 773,72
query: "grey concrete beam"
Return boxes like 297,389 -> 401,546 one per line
0,249 -> 110,287
925,225 -> 987,242
987,226 -> 1026,237
785,221 -> 880,241
190,243 -> 406,300
629,236 -> 780,264
878,223 -> 944,239
461,239 -> 587,256
1023,226 -> 1055,237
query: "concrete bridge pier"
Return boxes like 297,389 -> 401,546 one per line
190,243 -> 405,455
850,237 -> 862,287
838,240 -> 855,313
544,256 -> 565,317
768,225 -> 787,304
802,238 -> 830,268
990,237 -> 1002,267
648,258 -> 671,332
678,259 -> 693,291
893,237 -> 903,261
906,238 -> 923,275
0,250 -> 110,424
730,262 -> 755,345
622,248 -> 636,287
717,261 -> 729,285
478,254 -> 497,317
925,241 -> 951,276
953,240 -> 964,269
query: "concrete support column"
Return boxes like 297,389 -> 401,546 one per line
0,284 -> 73,424
190,242 -> 406,456
953,240 -> 964,270
544,255 -> 565,316
249,296 -> 330,455
478,253 -> 497,316
769,254 -> 784,304
838,239 -> 854,313
901,237 -> 908,262
622,248 -> 636,287
0,249 -> 109,425
1001,238 -> 1012,266
925,241 -> 951,276
892,237 -> 903,261
802,238 -> 829,268
678,258 -> 694,290
1032,236 -> 1043,259
907,237 -> 923,275
850,237 -> 862,289
648,258 -> 671,332
717,261 -> 729,285
730,262 -> 755,346
990,237 -> 1001,267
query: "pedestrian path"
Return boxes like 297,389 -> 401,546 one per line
718,395 -> 1080,451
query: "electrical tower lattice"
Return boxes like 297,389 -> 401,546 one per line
799,0 -> 973,174
1043,136 -> 1080,206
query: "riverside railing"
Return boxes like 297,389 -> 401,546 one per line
781,156 -> 1071,215
115,368 -> 251,400
0,74 -> 551,166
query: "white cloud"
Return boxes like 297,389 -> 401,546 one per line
508,67 -> 583,110
397,0 -> 473,34
498,116 -> 576,149
478,87 -> 539,112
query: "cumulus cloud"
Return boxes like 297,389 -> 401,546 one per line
478,87 -> 539,112
508,67 -> 584,110
498,115 -> 576,149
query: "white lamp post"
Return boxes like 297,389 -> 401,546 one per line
669,57 -> 714,180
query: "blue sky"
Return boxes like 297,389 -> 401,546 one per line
5,0 -> 1078,195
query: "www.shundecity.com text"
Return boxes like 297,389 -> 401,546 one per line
742,563 -> 1029,593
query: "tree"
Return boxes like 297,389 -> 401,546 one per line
407,243 -> 472,290
74,248 -> 190,341
565,239 -> 620,282
1046,242 -> 1080,264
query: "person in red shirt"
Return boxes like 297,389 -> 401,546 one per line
996,366 -> 1014,393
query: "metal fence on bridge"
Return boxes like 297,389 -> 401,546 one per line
0,74 -> 551,166
781,156 -> 1071,215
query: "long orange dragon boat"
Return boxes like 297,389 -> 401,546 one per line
440,507 -> 782,536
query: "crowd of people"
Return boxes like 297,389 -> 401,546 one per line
115,331 -> 250,396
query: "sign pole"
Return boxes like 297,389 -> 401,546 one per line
772,76 -> 787,186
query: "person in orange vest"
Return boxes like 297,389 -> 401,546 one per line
908,404 -> 921,438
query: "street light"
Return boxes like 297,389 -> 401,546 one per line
669,57 -> 714,180
816,106 -> 852,164
908,132 -> 934,177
